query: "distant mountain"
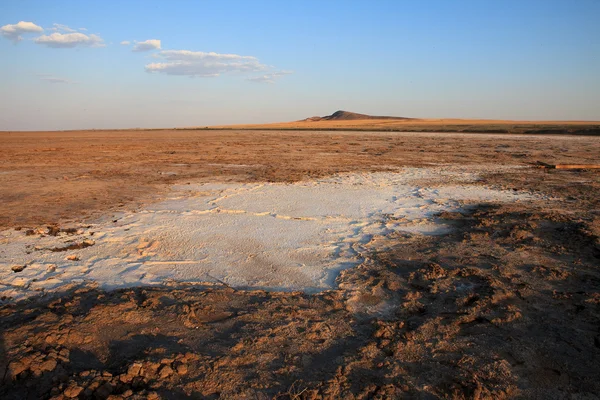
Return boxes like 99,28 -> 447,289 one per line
301,110 -> 412,121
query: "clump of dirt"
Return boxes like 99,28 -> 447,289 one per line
49,240 -> 95,252
24,226 -> 80,237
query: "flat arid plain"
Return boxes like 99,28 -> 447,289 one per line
1,120 -> 600,399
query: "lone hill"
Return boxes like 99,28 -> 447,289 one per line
203,111 -> 600,135
301,110 -> 413,122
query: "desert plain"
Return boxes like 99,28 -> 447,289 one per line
1,123 -> 600,399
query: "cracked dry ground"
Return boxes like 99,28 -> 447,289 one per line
1,167 -> 599,400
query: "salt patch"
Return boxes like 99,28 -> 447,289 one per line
0,166 -> 540,300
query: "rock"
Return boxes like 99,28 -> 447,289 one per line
11,265 -> 27,273
86,380 -> 101,392
127,362 -> 142,377
7,360 -> 28,379
122,390 -> 133,398
48,226 -> 61,236
140,362 -> 160,379
158,365 -> 174,379
64,385 -> 84,398
47,264 -> 57,273
147,392 -> 159,400
66,255 -> 80,261
423,263 -> 446,280
58,348 -> 70,361
40,358 -> 58,372
175,364 -> 188,375
182,352 -> 199,362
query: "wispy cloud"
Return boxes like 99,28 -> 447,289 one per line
120,40 -> 131,45
50,23 -> 76,33
0,21 -> 43,43
145,50 -> 268,77
132,39 -> 161,52
34,32 -> 105,48
37,74 -> 77,84
156,50 -> 259,62
41,77 -> 73,84
247,70 -> 294,84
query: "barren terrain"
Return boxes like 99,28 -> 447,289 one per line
1,129 -> 599,399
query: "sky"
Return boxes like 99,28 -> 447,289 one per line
1,0 -> 599,130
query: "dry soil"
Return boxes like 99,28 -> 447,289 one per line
1,130 -> 599,399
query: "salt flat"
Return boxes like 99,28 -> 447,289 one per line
0,165 -> 540,301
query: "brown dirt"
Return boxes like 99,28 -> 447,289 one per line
1,130 -> 599,229
1,130 -> 600,399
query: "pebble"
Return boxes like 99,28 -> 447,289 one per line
40,358 -> 58,372
7,360 -> 27,379
176,364 -> 188,375
158,365 -> 174,379
63,385 -> 83,398
127,362 -> 142,377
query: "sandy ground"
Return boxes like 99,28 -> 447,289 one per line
1,130 -> 600,399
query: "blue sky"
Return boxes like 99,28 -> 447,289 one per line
1,0 -> 599,130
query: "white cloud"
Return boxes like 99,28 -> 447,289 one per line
34,32 -> 105,48
132,39 -> 161,52
145,50 -> 268,77
0,21 -> 43,43
50,23 -> 76,32
247,70 -> 294,84
120,40 -> 131,45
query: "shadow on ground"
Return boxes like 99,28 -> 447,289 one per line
1,201 -> 600,399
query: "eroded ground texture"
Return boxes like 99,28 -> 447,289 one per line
0,130 -> 599,399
